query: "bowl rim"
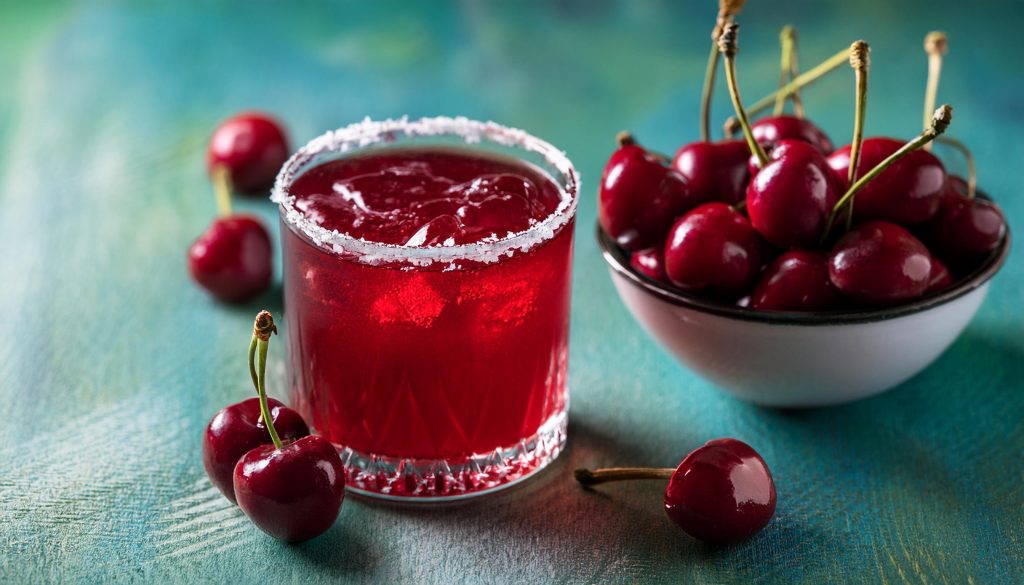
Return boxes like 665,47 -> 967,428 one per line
597,198 -> 1011,326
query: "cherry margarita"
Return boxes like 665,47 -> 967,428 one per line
274,118 -> 578,500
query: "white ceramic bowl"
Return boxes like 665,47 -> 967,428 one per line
598,220 -> 1010,407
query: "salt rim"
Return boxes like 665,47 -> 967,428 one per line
271,116 -> 579,267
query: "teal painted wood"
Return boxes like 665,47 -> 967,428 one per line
1,1 -> 1021,583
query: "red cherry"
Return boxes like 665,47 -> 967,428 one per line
944,175 -> 970,197
599,137 -> 697,251
202,397 -> 309,503
188,216 -> 273,303
926,257 -> 953,294
747,140 -> 842,249
751,115 -> 833,154
664,202 -> 763,298
630,247 -> 668,283
828,221 -> 933,305
234,435 -> 345,543
750,250 -> 841,312
671,140 -> 751,204
663,438 -> 776,545
922,190 -> 1006,273
208,112 -> 290,194
827,137 -> 946,225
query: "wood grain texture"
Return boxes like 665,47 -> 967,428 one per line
0,1 -> 1021,583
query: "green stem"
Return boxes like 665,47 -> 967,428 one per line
789,31 -> 805,118
719,23 -> 769,167
212,165 -> 232,217
821,105 -> 953,243
922,32 -> 947,149
699,43 -> 720,142
575,467 -> 675,487
774,25 -> 801,116
249,311 -> 282,449
845,41 -> 870,230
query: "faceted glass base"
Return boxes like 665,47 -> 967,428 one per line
337,408 -> 567,502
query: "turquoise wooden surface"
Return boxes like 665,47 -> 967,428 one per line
1,1 -> 1021,583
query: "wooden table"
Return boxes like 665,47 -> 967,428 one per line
2,1 -> 1021,582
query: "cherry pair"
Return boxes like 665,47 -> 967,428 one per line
576,438 -> 776,545
202,311 -> 344,543
188,112 -> 289,303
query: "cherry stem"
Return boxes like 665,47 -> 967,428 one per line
724,45 -> 850,133
935,136 -> 977,199
700,0 -> 746,142
249,310 -> 283,450
774,25 -> 804,117
616,131 -> 636,148
574,467 -> 675,487
923,31 -> 948,150
700,45 -> 721,143
719,23 -> 769,168
845,40 -> 871,230
821,105 -> 953,243
212,165 -> 233,217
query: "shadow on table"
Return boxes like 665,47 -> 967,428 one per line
285,520 -> 379,578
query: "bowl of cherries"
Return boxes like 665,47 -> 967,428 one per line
598,20 -> 1009,407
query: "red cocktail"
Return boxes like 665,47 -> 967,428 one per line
273,118 -> 577,500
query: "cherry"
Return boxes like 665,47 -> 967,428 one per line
826,138 -> 946,224
187,169 -> 273,303
598,133 -> 697,251
828,221 -> 933,306
232,311 -> 345,542
923,190 -> 1006,272
671,140 -> 750,205
944,174 -> 970,197
663,202 -> 763,298
203,397 -> 309,503
927,257 -> 953,293
575,438 -> 776,545
207,112 -> 290,194
717,25 -> 842,250
746,140 -> 842,248
751,115 -> 833,153
235,435 -> 345,543
750,250 -> 841,311
630,247 -> 668,283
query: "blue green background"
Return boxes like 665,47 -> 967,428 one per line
1,1 -> 1021,583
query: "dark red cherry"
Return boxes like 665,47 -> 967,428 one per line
188,216 -> 273,303
663,438 -> 776,545
751,114 -> 833,154
672,140 -> 751,204
829,221 -> 933,306
630,247 -> 668,283
664,202 -> 763,298
750,250 -> 840,312
202,397 -> 309,503
599,138 -> 696,251
927,257 -> 953,293
827,137 -> 945,225
208,112 -> 290,194
234,435 -> 345,543
944,175 -> 970,198
747,140 -> 842,249
922,191 -> 1006,273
